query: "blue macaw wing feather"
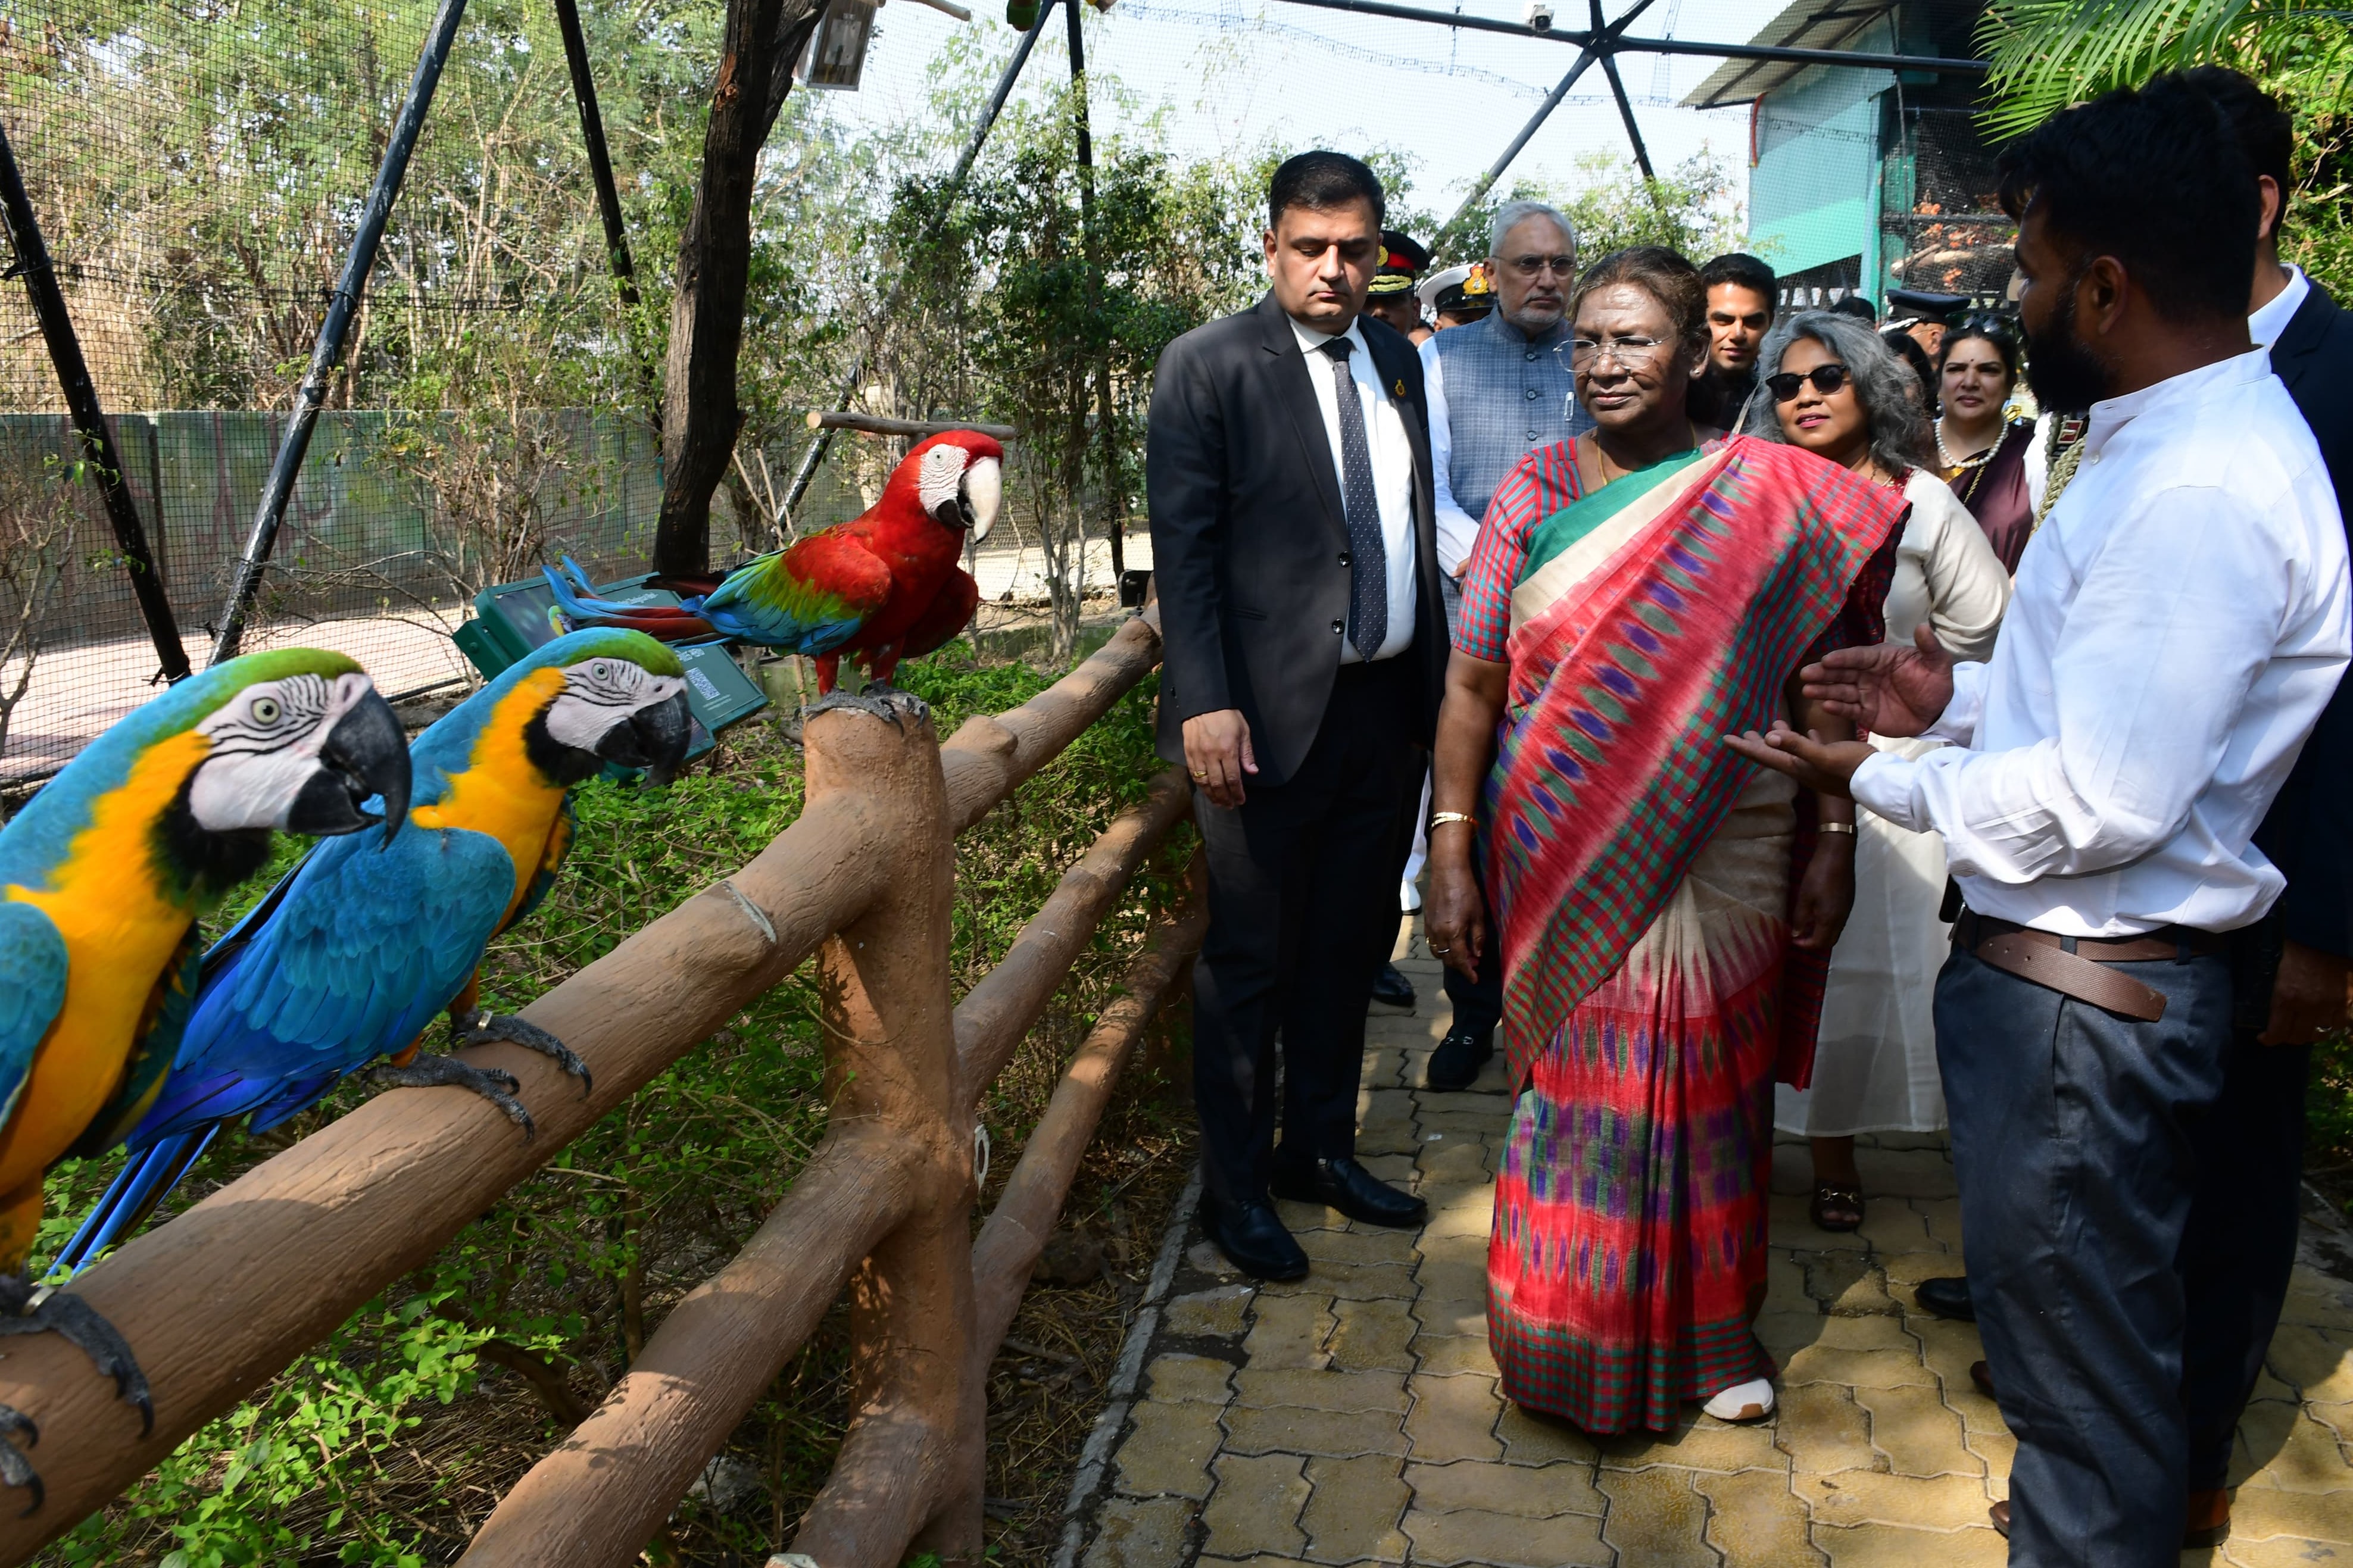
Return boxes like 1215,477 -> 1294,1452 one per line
0,902 -> 66,1132
128,822 -> 518,1148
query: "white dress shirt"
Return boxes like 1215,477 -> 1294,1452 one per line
1850,348 -> 2350,936
1417,343 -> 1481,578
2248,264 -> 2311,351
1293,316 -> 1418,663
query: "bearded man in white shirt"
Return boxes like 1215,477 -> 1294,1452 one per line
1728,76 -> 2351,1567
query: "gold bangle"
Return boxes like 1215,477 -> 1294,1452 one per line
1818,821 -> 1858,836
1430,811 -> 1476,830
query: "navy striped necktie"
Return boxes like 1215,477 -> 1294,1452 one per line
1318,336 -> 1387,659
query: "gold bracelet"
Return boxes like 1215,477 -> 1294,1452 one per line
1430,811 -> 1475,830
1818,821 -> 1858,836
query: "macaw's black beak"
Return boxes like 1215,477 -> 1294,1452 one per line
287,688 -> 413,845
596,691 -> 692,786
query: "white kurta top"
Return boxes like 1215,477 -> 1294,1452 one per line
1778,469 -> 2010,1136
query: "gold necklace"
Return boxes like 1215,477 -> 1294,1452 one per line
1935,416 -> 1997,471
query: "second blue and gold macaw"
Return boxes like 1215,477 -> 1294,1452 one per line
57,629 -> 691,1279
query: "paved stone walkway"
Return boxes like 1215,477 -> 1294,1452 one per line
1076,930 -> 2353,1567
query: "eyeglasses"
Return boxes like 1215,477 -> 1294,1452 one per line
1504,254 -> 1575,279
1765,364 -> 1853,401
1567,335 -> 1667,368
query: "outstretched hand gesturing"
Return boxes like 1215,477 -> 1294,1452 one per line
1798,623 -> 1957,739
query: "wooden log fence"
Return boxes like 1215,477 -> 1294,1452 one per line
0,608 -> 1196,1567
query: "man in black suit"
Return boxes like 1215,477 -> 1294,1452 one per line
1147,151 -> 1448,1279
2173,67 -> 2353,1544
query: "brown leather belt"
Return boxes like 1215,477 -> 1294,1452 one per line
1953,911 -> 2222,1023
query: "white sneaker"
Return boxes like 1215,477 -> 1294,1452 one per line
1702,1378 -> 1776,1422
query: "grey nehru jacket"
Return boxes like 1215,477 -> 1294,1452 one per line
1424,311 -> 1594,570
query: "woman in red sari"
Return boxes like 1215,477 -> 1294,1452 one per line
1422,247 -> 1911,1433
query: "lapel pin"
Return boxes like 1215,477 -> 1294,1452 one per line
1393,377 -> 1407,396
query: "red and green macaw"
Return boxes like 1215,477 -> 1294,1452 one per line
544,430 -> 1003,695
0,650 -> 411,1505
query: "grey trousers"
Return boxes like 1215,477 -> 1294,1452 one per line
1934,941 -> 2232,1567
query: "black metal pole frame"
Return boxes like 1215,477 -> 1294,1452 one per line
208,0 -> 470,667
782,1 -> 1057,517
0,118 -> 191,683
553,0 -> 661,437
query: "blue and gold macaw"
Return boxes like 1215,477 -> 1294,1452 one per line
0,649 -> 411,1505
56,630 -> 691,1295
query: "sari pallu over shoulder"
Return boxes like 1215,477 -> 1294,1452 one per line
1485,436 -> 1908,1093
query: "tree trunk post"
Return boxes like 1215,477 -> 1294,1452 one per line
654,0 -> 822,576
1063,0 -> 1125,583
784,689 -> 981,1568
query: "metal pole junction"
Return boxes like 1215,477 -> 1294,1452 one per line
209,0 -> 470,667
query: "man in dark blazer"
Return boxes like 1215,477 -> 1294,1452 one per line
2171,68 -> 2353,1545
1147,151 -> 1449,1279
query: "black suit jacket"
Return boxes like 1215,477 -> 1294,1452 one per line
1146,292 -> 1449,786
2255,278 -> 2353,959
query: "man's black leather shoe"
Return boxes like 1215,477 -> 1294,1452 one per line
1915,1275 -> 1974,1322
1371,962 -> 1416,1011
1425,1027 -> 1494,1092
1198,1196 -> 1309,1281
1271,1156 -> 1429,1228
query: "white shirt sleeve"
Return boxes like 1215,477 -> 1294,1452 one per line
1916,484 -> 2010,663
1849,483 -> 2292,884
1420,339 -> 1481,577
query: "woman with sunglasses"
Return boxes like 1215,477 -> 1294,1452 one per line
1933,318 -> 2037,572
1422,249 -> 1910,1435
1746,312 -> 2010,1236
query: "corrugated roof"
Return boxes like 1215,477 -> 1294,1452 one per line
1679,0 -> 1900,110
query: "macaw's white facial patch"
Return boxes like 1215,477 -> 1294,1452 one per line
543,656 -> 689,752
188,671 -> 373,831
918,442 -> 968,519
964,454 -> 1001,543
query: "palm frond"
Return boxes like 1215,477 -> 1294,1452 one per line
1974,0 -> 2345,139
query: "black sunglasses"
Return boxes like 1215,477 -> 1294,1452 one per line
1766,364 -> 1853,401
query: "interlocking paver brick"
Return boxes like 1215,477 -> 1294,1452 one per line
1881,1251 -> 1961,1289
1758,1310 -> 1828,1364
1812,1522 -> 2007,1567
1906,1319 -> 1995,1422
2231,1400 -> 2353,1492
1915,1197 -> 1964,1251
1418,1185 -> 1494,1237
1795,1470 -> 1996,1530
1403,1372 -> 1505,1462
1410,1291 -> 1487,1339
1084,1494 -> 1199,1568
2307,1397 -> 2353,1445
1259,1260 -> 1418,1302
2282,1266 -> 2353,1330
1781,1343 -> 1936,1389
1856,1383 -> 1983,1478
1403,1456 -> 1603,1516
1596,1464 -> 1716,1568
1245,1295 -> 1335,1371
1766,1248 -> 1815,1314
1117,1398 -> 1227,1498
1361,1045 -> 1404,1089
1493,1398 -> 1602,1465
1202,1452 -> 1312,1560
1856,1201 -> 1933,1256
1299,1226 -> 1419,1267
1775,1381 -> 1880,1476
1299,1454 -> 1410,1563
2210,1483 -> 2353,1545
1401,1504 -> 1612,1567
2268,1325 -> 2353,1402
1327,1297 -> 1419,1373
1234,1367 -> 1410,1413
1413,1259 -> 1488,1302
1416,1142 -> 1492,1184
1275,1198 -> 1349,1233
1696,1466 -> 1824,1566
1603,1414 -> 1784,1475
1412,1333 -> 1497,1377
1959,1422 -> 2015,1480
1802,1252 -> 1899,1316
1168,1286 -> 1256,1339
1222,1404 -> 1407,1459
1412,1229 -> 1487,1269
1854,1147 -> 1958,1198
1149,1353 -> 1238,1404
2218,1535 -> 2353,1567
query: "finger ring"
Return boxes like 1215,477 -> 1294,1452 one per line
1429,944 -> 1451,954
1190,770 -> 1209,780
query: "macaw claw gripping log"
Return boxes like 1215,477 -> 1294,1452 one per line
0,651 -> 413,1510
543,430 -> 1004,713
55,631 -> 694,1310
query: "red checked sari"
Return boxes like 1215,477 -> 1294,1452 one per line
1459,434 -> 1906,1434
